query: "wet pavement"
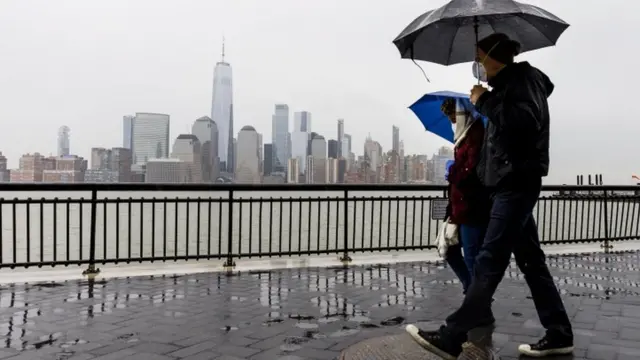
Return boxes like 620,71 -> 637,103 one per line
0,251 -> 637,359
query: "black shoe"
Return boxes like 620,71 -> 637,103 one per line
405,324 -> 461,360
518,335 -> 574,357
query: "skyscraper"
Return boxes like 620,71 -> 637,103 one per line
337,119 -> 344,158
123,115 -> 134,149
392,126 -> 400,153
191,116 -> 218,182
57,126 -> 70,157
235,126 -> 260,183
171,134 -> 202,183
211,40 -> 234,173
263,143 -> 273,176
328,139 -> 338,159
291,111 -> 311,175
272,104 -> 290,173
310,134 -> 327,184
294,111 -> 311,132
131,113 -> 170,165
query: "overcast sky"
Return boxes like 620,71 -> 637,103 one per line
0,0 -> 637,184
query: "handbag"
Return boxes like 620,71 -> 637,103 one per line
436,218 -> 459,259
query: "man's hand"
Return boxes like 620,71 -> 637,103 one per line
470,85 -> 488,105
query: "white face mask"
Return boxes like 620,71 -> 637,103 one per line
472,41 -> 502,83
472,62 -> 487,82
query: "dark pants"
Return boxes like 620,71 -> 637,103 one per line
442,178 -> 573,344
446,224 -> 486,293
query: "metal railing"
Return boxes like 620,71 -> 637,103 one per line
0,183 -> 638,273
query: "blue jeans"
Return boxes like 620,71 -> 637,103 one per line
441,178 -> 573,346
446,224 -> 485,293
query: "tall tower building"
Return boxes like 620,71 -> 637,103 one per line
291,111 -> 311,175
191,116 -> 219,182
392,125 -> 400,153
235,126 -> 260,184
337,119 -> 344,158
272,104 -> 290,173
57,126 -> 70,157
123,115 -> 135,149
211,39 -> 234,173
310,134 -> 327,184
131,112 -> 170,165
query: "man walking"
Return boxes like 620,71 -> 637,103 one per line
406,33 -> 573,359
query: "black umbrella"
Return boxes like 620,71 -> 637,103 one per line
393,0 -> 570,66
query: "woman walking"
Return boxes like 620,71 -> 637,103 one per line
439,98 -> 489,294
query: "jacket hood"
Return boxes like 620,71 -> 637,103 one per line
513,62 -> 554,98
489,61 -> 554,98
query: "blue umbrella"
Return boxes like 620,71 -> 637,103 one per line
409,91 -> 486,143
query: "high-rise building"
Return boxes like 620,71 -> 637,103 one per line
310,134 -> 327,184
191,116 -> 219,182
171,134 -> 203,183
131,113 -> 170,165
291,111 -> 311,176
235,126 -> 260,183
272,104 -> 290,173
287,158 -> 300,183
257,133 -> 263,175
337,119 -> 344,158
327,139 -> 338,159
86,147 -> 132,183
0,152 -> 9,182
43,155 -> 86,183
294,111 -> 311,132
57,126 -> 70,157
392,125 -> 400,153
90,147 -> 111,170
11,153 -> 49,182
211,41 -> 234,173
123,115 -> 134,149
263,143 -> 273,176
145,159 -> 189,183
328,158 -> 339,184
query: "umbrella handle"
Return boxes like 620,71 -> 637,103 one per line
474,16 -> 480,85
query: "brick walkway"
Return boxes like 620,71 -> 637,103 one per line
0,251 -> 638,359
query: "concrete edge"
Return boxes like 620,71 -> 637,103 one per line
0,240 -> 637,285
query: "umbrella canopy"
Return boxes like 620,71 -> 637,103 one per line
393,0 -> 570,65
410,91 -> 486,143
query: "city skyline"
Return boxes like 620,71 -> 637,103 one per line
0,0 -> 637,184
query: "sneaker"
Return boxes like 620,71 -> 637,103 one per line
458,342 -> 499,360
517,336 -> 574,357
405,324 -> 461,360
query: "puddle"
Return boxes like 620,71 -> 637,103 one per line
380,316 -> 405,326
280,336 -> 309,352
329,326 -> 360,337
295,322 -> 318,329
221,326 -> 238,332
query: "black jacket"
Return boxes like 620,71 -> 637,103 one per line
474,62 -> 553,188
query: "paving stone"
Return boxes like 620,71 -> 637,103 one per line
0,251 -> 636,359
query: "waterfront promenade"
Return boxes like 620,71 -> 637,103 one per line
0,245 -> 638,359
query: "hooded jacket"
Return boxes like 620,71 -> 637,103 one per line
474,61 -> 554,189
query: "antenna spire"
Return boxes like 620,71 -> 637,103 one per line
221,36 -> 225,62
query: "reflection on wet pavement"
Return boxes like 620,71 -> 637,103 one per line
0,251 -> 636,359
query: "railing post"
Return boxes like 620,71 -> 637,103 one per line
82,189 -> 100,276
223,190 -> 236,270
340,190 -> 352,264
600,189 -> 613,252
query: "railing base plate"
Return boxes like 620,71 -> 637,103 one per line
82,266 -> 101,277
339,255 -> 352,265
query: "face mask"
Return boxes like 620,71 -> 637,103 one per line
472,41 -> 502,82
472,62 -> 487,82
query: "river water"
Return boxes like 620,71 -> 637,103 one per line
0,190 -> 638,265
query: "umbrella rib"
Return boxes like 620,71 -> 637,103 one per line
445,20 -> 462,65
518,14 -> 556,46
